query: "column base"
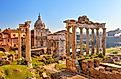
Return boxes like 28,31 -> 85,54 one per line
27,61 -> 33,68
66,59 -> 77,73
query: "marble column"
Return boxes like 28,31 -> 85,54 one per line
66,26 -> 71,58
72,26 -> 76,68
66,26 -> 70,69
96,28 -> 99,54
79,27 -> 83,56
18,27 -> 22,59
102,28 -> 106,56
25,21 -> 32,68
86,28 -> 89,55
72,26 -> 76,59
91,28 -> 95,54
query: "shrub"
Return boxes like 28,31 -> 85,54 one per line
98,53 -> 104,58
112,51 -> 118,54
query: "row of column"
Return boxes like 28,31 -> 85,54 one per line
18,21 -> 32,68
79,27 -> 106,55
66,26 -> 106,59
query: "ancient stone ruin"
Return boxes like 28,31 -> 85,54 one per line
18,21 -> 32,68
64,16 -> 106,72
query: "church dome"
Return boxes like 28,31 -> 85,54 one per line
34,14 -> 45,29
34,14 -> 43,26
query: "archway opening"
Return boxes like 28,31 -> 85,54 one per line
0,48 -> 6,52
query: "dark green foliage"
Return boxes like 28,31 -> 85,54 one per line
98,53 -> 104,58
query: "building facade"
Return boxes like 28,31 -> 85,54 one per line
0,15 -> 66,57
0,28 -> 26,51
106,28 -> 121,47
33,14 -> 51,48
47,30 -> 66,58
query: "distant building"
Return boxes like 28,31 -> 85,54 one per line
107,28 -> 121,36
33,14 -> 51,48
106,28 -> 121,47
47,30 -> 66,57
32,14 -> 66,57
0,28 -> 26,51
77,28 -> 121,48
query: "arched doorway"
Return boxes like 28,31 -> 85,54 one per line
0,48 -> 6,52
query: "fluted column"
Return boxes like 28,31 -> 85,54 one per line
79,27 -> 83,56
96,28 -> 99,54
91,28 -> 94,54
102,28 -> 106,56
86,28 -> 89,55
18,27 -> 22,59
25,21 -> 32,68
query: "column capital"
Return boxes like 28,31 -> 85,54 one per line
66,26 -> 71,29
102,28 -> 106,30
90,28 -> 94,30
85,28 -> 89,30
96,28 -> 99,30
79,27 -> 83,29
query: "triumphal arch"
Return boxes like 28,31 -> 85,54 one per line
64,16 -> 106,72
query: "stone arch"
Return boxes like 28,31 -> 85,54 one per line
0,45 -> 10,52
0,46 -> 10,52
0,48 -> 6,52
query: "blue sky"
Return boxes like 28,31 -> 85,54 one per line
0,0 -> 121,32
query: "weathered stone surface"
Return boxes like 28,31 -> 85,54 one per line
102,57 -> 114,63
82,61 -> 88,74
94,59 -> 100,67
64,16 -> 106,73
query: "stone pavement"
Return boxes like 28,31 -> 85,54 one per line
43,63 -> 88,79
67,75 -> 88,79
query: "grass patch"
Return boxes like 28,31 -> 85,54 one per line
0,65 -> 32,79
55,64 -> 66,70
32,56 -> 44,67
106,47 -> 120,54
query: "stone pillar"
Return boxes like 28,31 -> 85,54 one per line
66,26 -> 70,69
72,26 -> 76,70
99,32 -> 102,53
51,40 -> 54,54
25,21 -> 32,68
96,28 -> 99,54
86,28 -> 89,55
91,28 -> 94,54
18,27 -> 22,59
79,27 -> 83,56
66,26 -> 71,58
102,28 -> 106,56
